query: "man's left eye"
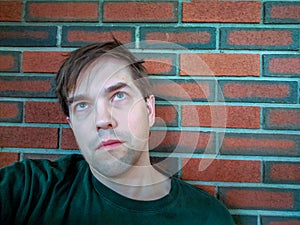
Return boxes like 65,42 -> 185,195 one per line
113,92 -> 126,101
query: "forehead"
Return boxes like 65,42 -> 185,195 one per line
70,56 -> 135,96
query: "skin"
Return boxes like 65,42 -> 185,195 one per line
67,57 -> 170,200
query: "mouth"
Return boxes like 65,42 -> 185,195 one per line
96,139 -> 124,151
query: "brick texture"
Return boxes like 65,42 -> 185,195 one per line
0,26 -> 57,47
220,133 -> 300,157
154,105 -> 178,127
264,162 -> 300,184
22,52 -> 67,73
182,1 -> 261,23
0,101 -> 23,122
140,27 -> 215,49
221,28 -> 299,50
137,53 -> 177,75
150,131 -> 215,154
264,55 -> 300,77
0,126 -> 58,149
0,152 -> 19,168
152,79 -> 214,102
265,2 -> 300,24
0,76 -> 56,98
26,1 -> 99,22
0,1 -> 22,22
219,187 -> 299,210
181,105 -> 260,129
261,216 -> 300,225
264,108 -> 300,130
103,2 -> 178,22
61,128 -> 78,150
219,81 -> 297,103
0,51 -> 20,72
182,158 -> 261,182
180,54 -> 260,76
25,101 -> 66,124
62,26 -> 134,47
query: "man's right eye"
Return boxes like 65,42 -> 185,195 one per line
74,102 -> 89,111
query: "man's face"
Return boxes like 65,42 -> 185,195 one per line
67,57 -> 155,179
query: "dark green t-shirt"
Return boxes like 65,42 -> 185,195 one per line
0,154 -> 234,225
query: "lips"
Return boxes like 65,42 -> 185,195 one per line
96,139 -> 124,151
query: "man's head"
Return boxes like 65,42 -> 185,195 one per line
55,39 -> 156,179
56,39 -> 153,117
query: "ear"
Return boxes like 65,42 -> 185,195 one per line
66,117 -> 73,129
145,95 -> 155,127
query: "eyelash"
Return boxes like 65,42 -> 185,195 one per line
74,102 -> 90,112
111,91 -> 127,102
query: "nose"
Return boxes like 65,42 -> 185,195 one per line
95,101 -> 117,132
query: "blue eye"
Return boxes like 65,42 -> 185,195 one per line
75,102 -> 89,111
113,92 -> 126,101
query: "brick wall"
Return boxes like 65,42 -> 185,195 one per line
0,1 -> 299,224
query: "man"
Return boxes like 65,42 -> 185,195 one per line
0,39 -> 235,225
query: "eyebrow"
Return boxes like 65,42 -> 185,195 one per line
67,82 -> 130,105
104,82 -> 129,94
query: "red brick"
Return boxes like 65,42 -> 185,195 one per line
0,55 -> 14,71
267,162 -> 300,183
194,185 -> 216,196
22,51 -> 67,73
0,102 -> 22,122
182,1 -> 261,23
182,158 -> 261,182
144,57 -> 173,75
182,105 -> 260,129
220,133 -> 299,157
0,126 -> 58,148
264,108 -> 300,130
180,54 -> 260,76
227,30 -> 293,46
268,221 -> 300,225
271,5 -> 300,19
26,2 -> 99,22
155,105 -> 177,127
61,128 -> 78,150
0,52 -> 19,72
147,32 -> 210,44
150,131 -> 215,154
0,152 -> 19,168
262,216 -> 300,225
0,1 -> 22,22
220,188 -> 296,210
0,76 -> 55,98
1,80 -> 50,92
66,30 -> 132,45
269,58 -> 300,75
220,81 -> 296,103
25,102 -> 67,124
103,2 -> 177,22
153,80 -> 213,101
223,83 -> 290,98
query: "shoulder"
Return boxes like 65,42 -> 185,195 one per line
172,177 -> 235,224
1,154 -> 87,181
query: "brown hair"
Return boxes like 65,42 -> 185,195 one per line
55,39 -> 152,116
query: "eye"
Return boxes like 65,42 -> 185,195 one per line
74,102 -> 89,111
112,92 -> 126,101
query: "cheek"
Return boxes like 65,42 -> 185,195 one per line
126,104 -> 149,139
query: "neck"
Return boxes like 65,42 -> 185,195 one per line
90,155 -> 171,201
